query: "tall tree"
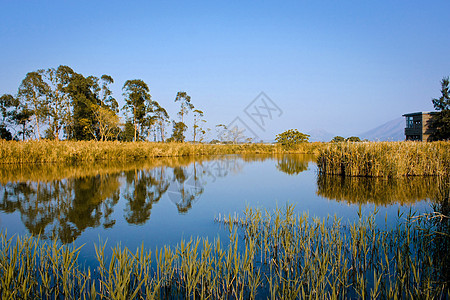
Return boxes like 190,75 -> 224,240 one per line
193,109 -> 206,143
43,65 -> 74,140
89,75 -> 119,141
99,75 -> 118,113
18,71 -> 50,140
175,91 -> 193,124
11,104 -> 33,141
66,73 -> 100,140
169,121 -> 188,142
431,76 -> 450,140
154,102 -> 169,142
0,94 -> 19,140
172,91 -> 193,142
122,80 -> 151,141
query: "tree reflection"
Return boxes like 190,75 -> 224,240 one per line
167,164 -> 204,213
0,154 -> 272,241
0,173 -> 120,243
276,154 -> 310,175
123,168 -> 169,224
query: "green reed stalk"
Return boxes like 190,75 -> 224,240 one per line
0,203 -> 448,299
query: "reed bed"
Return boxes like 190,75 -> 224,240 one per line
0,140 -> 323,164
1,205 -> 448,299
317,141 -> 450,177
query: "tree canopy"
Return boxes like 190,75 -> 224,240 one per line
275,129 -> 310,149
431,76 -> 450,140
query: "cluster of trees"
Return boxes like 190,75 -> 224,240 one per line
330,136 -> 364,143
0,65 -> 206,142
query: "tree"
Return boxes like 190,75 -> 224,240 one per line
90,104 -> 120,141
66,73 -> 100,140
275,129 -> 310,149
172,91 -> 193,142
345,136 -> 361,142
89,75 -> 119,141
119,119 -> 136,142
0,94 -> 19,140
154,103 -> 170,142
11,104 -> 33,141
431,76 -> 450,140
99,75 -> 118,113
18,71 -> 50,140
42,65 -> 74,140
331,136 -> 345,143
122,80 -> 151,141
193,109 -> 206,143
169,121 -> 188,142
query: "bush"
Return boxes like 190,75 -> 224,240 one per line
275,129 -> 309,149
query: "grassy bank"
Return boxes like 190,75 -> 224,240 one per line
0,140 -> 324,164
1,205 -> 448,299
317,141 -> 450,177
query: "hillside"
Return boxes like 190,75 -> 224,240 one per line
359,117 -> 405,141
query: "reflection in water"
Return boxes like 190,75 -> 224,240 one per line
0,174 -> 120,243
168,166 -> 204,213
430,180 -> 450,284
123,168 -> 170,224
0,155 -> 256,243
316,174 -> 442,205
2,153 -> 443,245
276,154 -> 314,175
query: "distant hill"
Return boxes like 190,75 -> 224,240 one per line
307,128 -> 336,142
359,117 -> 405,141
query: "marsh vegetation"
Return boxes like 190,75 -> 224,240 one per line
1,203 -> 448,299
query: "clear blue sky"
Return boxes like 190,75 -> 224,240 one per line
1,0 -> 449,140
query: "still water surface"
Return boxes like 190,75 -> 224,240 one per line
0,154 -> 438,263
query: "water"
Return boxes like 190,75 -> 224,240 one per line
0,154 -> 438,264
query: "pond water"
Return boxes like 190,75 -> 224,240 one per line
0,154 -> 439,264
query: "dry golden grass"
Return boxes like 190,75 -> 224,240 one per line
317,141 -> 450,177
0,140 -> 323,164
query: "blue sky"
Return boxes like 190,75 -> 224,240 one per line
1,0 -> 449,140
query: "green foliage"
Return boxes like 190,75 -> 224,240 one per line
11,105 -> 33,141
174,91 -> 193,124
122,79 -> 152,142
0,125 -> 12,140
431,77 -> 450,140
0,94 -> 19,126
43,65 -> 74,140
119,120 -> 136,142
66,73 -> 100,140
275,129 -> 309,149
153,102 -> 170,142
18,71 -> 50,140
169,121 -> 188,142
193,109 -> 206,143
331,136 -> 345,142
345,136 -> 361,142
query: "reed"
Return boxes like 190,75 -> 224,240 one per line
0,140 -> 324,164
1,204 -> 448,299
317,141 -> 450,177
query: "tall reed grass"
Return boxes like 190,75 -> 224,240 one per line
1,205 -> 448,299
317,141 -> 450,177
0,140 -> 323,164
